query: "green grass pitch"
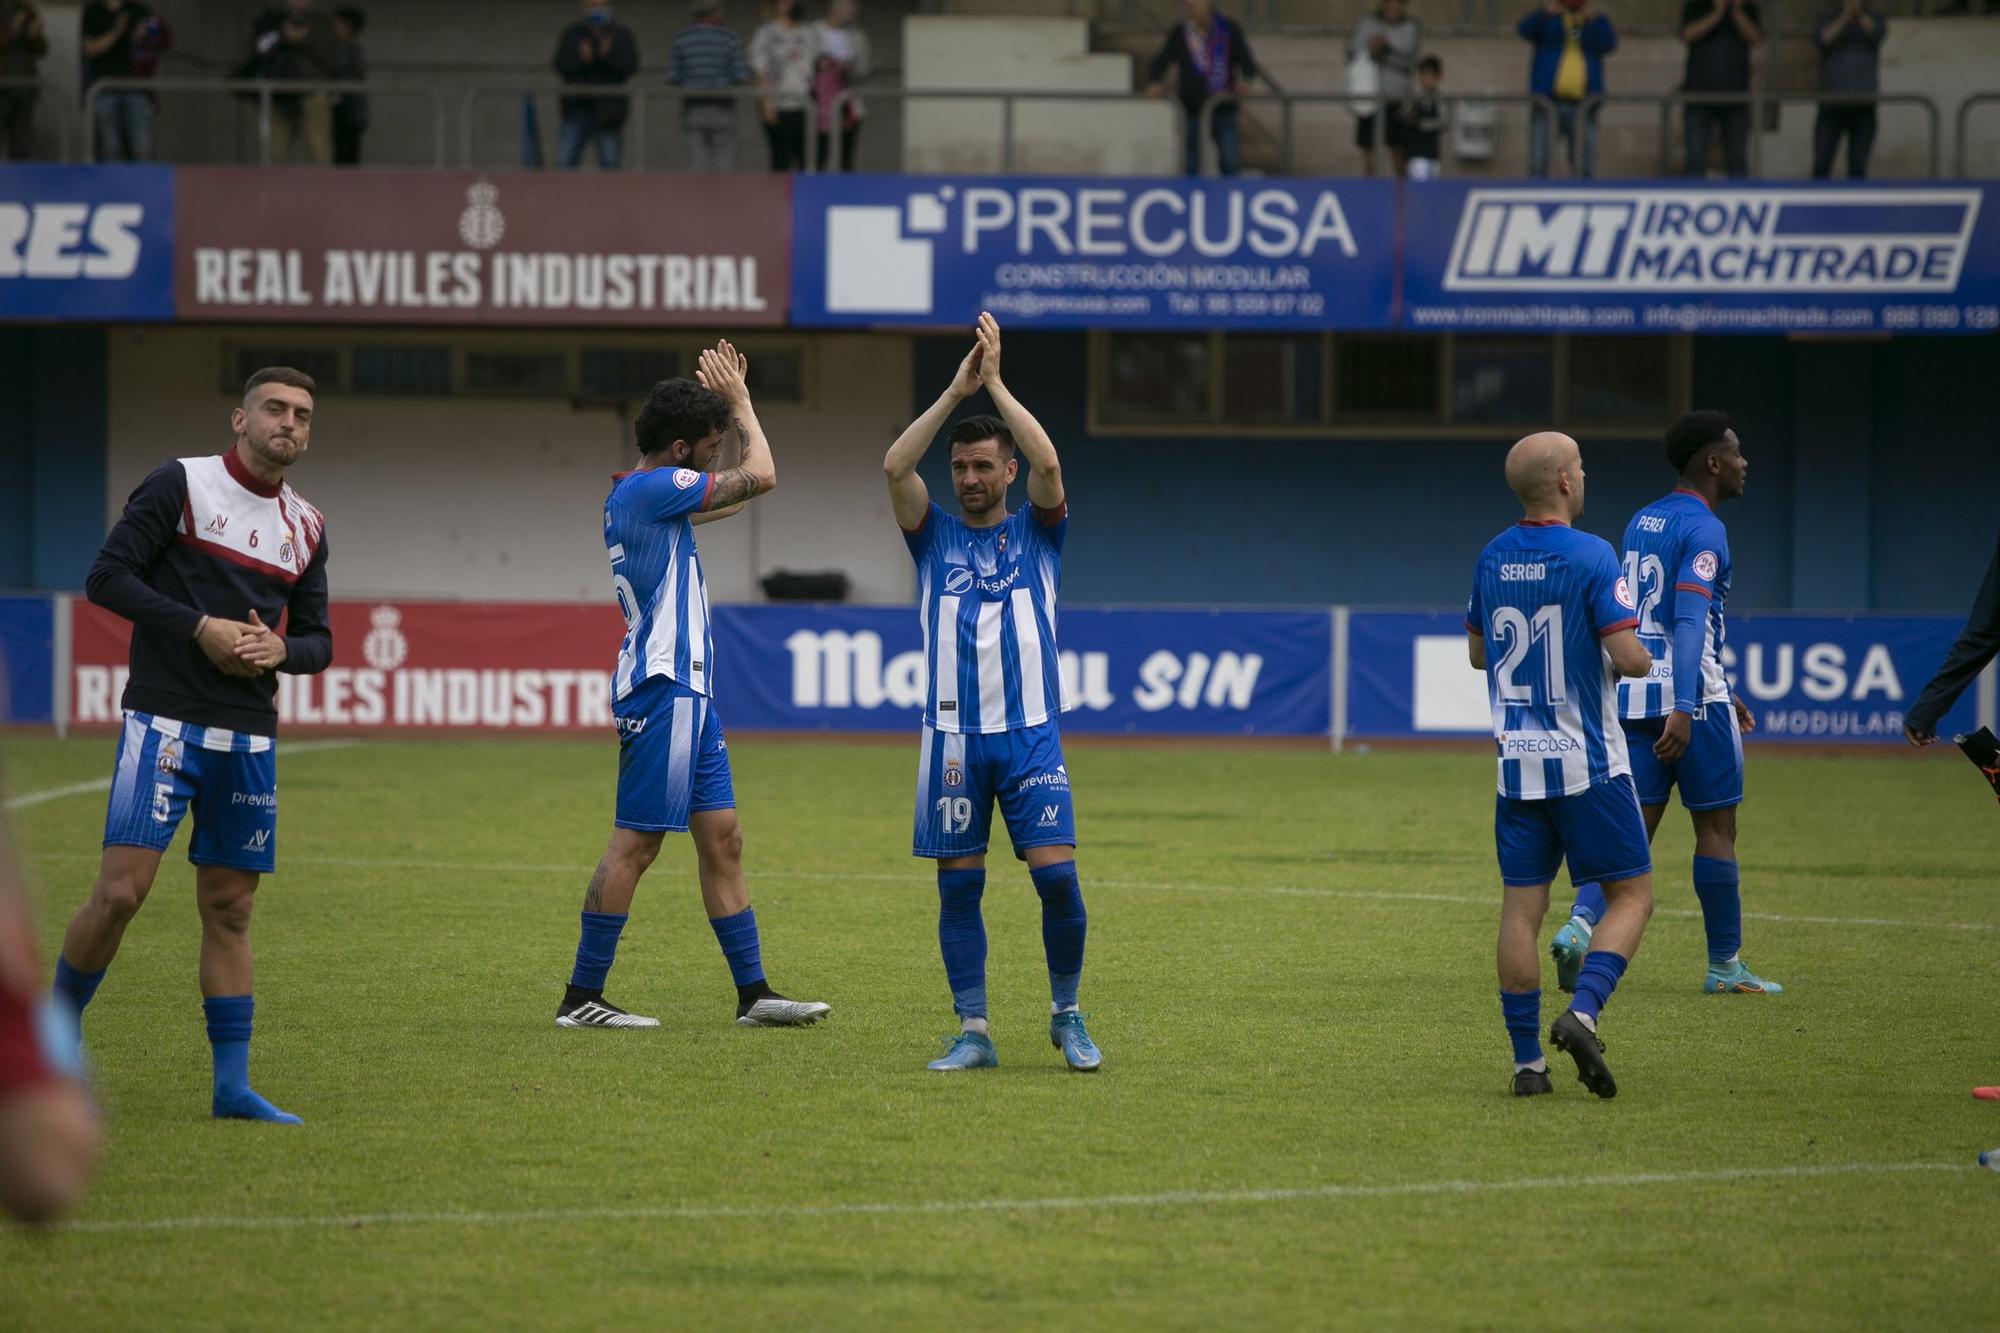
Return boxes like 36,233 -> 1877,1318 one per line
2,734 -> 1996,1329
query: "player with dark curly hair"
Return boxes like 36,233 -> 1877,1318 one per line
553,341 -> 829,1032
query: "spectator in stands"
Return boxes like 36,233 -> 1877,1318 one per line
1145,0 -> 1258,177
1519,0 -> 1615,178
1680,0 -> 1761,178
813,0 -> 870,171
330,7 -> 366,166
0,2 -> 47,161
247,1 -> 339,166
1400,55 -> 1447,179
669,0 -> 750,172
553,1 -> 640,170
1812,0 -> 1884,179
749,0 -> 818,172
1349,0 -> 1422,177
82,0 -> 168,162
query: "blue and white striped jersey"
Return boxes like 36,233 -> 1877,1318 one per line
904,501 -> 1068,734
1467,521 -> 1639,799
606,465 -> 716,702
1616,489 -> 1733,719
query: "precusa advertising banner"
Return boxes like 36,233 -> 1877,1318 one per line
1345,610 -> 1984,744
789,174 -> 1397,329
170,168 -> 789,325
1398,181 -> 2000,336
67,600 -> 1331,737
0,164 -> 175,321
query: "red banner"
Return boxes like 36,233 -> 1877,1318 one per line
72,599 -> 627,732
172,167 -> 789,326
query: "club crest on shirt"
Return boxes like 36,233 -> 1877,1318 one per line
156,738 -> 182,773
672,468 -> 702,490
1692,550 -> 1718,581
943,758 -> 964,788
944,567 -> 974,595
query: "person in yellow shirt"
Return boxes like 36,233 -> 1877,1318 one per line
1519,0 -> 1616,177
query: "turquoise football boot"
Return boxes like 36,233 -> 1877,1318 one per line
926,1031 -> 998,1071
1549,915 -> 1593,993
1049,1011 -> 1101,1073
1703,959 -> 1784,995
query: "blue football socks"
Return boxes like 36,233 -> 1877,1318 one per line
1568,882 -> 1606,928
204,995 -> 300,1124
1030,861 -> 1086,1011
1691,855 -> 1743,967
569,910 -> 628,992
937,867 -> 989,1019
1571,951 -> 1630,1025
52,955 -> 107,1017
1500,988 -> 1542,1066
708,907 -> 766,988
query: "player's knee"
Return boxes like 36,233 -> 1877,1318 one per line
90,872 -> 151,924
197,886 -> 256,934
697,819 -> 744,867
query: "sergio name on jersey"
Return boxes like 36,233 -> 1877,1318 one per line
1617,488 -> 1732,719
904,500 -> 1068,734
1467,521 -> 1639,799
606,466 -> 718,701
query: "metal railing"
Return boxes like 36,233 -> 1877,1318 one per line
0,77 -> 75,162
82,76 -> 447,167
1198,90 -> 1561,176
1954,92 -> 2000,176
825,85 -> 1186,173
457,81 -> 819,173
1578,90 -> 1942,179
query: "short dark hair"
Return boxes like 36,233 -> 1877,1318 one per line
947,414 -> 1015,458
334,6 -> 367,32
244,366 -> 316,400
635,377 -> 731,457
1418,55 -> 1442,75
1665,410 -> 1732,474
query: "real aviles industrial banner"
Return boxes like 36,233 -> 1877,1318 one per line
5,166 -> 1997,334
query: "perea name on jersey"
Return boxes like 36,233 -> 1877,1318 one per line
1617,488 -> 1732,719
904,501 -> 1068,735
606,465 -> 718,701
1467,521 -> 1638,799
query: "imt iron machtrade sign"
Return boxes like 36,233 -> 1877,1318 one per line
172,168 -> 788,326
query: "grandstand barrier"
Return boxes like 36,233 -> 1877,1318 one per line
7,164 -> 1999,336
82,77 -> 449,168
1955,93 -> 2000,178
6,595 -> 1983,746
455,82 -> 818,174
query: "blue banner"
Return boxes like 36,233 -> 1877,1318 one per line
0,165 -> 175,321
789,175 -> 1397,329
711,605 -> 1330,735
1345,609 -> 1984,745
0,595 -> 54,725
1398,181 -> 2000,336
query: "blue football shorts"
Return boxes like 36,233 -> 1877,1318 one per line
1495,773 -> 1651,889
102,713 -> 278,874
614,675 -> 735,833
1623,704 -> 1745,811
912,720 -> 1076,859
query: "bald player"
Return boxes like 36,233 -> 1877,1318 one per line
1467,432 -> 1656,1099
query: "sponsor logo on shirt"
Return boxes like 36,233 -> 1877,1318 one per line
672,468 -> 702,490
944,567 -> 975,595
1038,805 -> 1061,827
231,791 -> 277,808
1615,576 -> 1636,609
1692,550 -> 1719,581
1015,765 -> 1070,794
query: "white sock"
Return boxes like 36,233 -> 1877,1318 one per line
1572,1011 -> 1598,1033
960,1016 -> 989,1036
1513,1058 -> 1548,1074
1052,1002 -> 1079,1015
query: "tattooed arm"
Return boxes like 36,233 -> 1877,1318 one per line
695,339 -> 776,510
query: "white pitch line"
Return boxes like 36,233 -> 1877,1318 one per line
48,1160 -> 1967,1237
3,741 -> 360,813
10,852 -> 1996,934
